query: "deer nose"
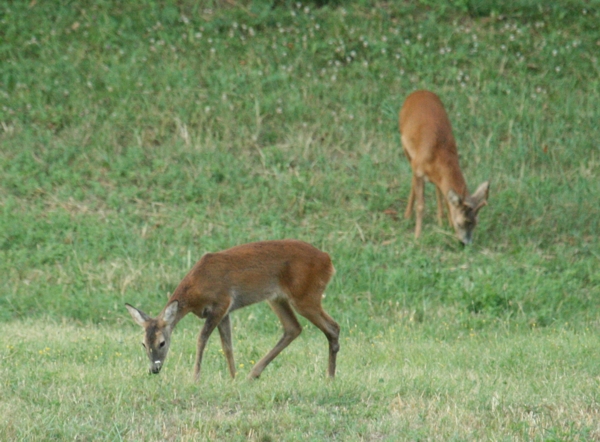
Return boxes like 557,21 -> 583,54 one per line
460,232 -> 473,245
150,361 -> 162,374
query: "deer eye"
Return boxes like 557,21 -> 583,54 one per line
159,341 -> 166,348
141,342 -> 146,349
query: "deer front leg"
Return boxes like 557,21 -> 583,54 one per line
217,314 -> 236,379
194,314 -> 221,381
435,185 -> 445,226
413,175 -> 425,238
404,175 -> 416,220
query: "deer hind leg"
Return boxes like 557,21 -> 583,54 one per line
217,314 -> 236,379
294,303 -> 340,378
248,298 -> 302,380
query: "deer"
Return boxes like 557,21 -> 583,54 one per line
399,90 -> 490,245
125,239 -> 340,381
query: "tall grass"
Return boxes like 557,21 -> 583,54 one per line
2,0 -> 598,327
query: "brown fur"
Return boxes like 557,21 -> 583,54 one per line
399,90 -> 490,244
126,239 -> 339,381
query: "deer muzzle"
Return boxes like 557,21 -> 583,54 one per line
149,360 -> 162,374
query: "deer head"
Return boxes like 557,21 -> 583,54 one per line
447,181 -> 490,245
125,301 -> 179,374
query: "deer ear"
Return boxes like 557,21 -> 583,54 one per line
125,304 -> 150,327
471,181 -> 490,211
447,189 -> 462,207
162,301 -> 179,327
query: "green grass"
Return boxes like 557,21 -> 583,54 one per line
1,0 -> 600,439
2,320 -> 599,440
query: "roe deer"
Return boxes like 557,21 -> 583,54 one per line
125,239 -> 340,381
399,90 -> 490,244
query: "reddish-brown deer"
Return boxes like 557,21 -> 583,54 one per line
399,90 -> 490,244
125,240 -> 340,381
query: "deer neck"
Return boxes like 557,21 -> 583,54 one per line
164,290 -> 192,330
436,154 -> 469,199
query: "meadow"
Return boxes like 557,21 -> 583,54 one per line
1,0 -> 599,439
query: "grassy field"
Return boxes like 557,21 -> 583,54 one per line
1,0 -> 599,439
2,320 -> 599,440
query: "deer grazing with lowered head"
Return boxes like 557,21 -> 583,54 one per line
125,239 -> 340,381
399,90 -> 490,245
